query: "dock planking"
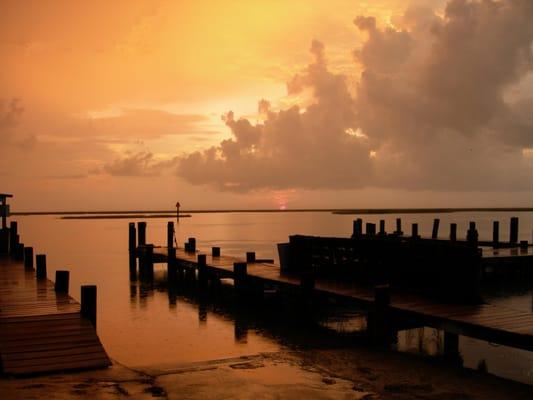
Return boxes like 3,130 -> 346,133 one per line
149,245 -> 533,352
0,256 -> 110,375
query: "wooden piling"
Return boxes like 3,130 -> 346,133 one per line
395,218 -> 403,235
352,219 -> 363,237
510,217 -> 519,244
366,223 -> 376,236
467,222 -> 478,245
0,228 -> 8,254
450,223 -> 457,242
431,219 -> 440,239
246,252 -> 256,263
198,254 -> 208,286
492,221 -> 499,246
15,242 -> 24,260
411,223 -> 419,239
379,220 -> 386,235
9,221 -> 17,255
372,284 -> 392,344
55,270 -> 70,293
137,222 -> 146,246
212,247 -> 220,257
188,237 -> 196,253
23,246 -> 33,269
36,254 -> 47,280
233,262 -> 247,292
443,331 -> 460,363
128,223 -> 136,252
167,221 -> 174,249
167,247 -> 177,281
81,285 -> 97,328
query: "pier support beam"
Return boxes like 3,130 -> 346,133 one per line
9,221 -> 18,256
167,221 -> 174,250
137,222 -> 146,246
167,247 -> 177,282
366,223 -> 376,236
467,222 -> 478,245
36,254 -> 47,280
431,219 -> 440,239
352,219 -> 363,237
395,218 -> 403,236
411,223 -> 419,239
233,262 -> 248,293
198,254 -> 208,288
379,220 -> 386,236
81,285 -> 97,329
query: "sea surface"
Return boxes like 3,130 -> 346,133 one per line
13,211 -> 533,384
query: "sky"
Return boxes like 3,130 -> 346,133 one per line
1,0 -> 533,211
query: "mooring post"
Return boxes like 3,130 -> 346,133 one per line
15,242 -> 24,261
467,222 -> 478,245
137,222 -> 146,246
352,219 -> 363,237
395,218 -> 403,235
36,254 -> 47,280
378,220 -> 385,235
492,221 -> 499,246
9,221 -> 17,255
167,221 -> 174,250
146,245 -> 154,281
411,223 -> 419,239
246,251 -> 256,263
366,223 -> 376,236
431,219 -> 440,239
0,228 -> 8,254
23,246 -> 33,269
372,284 -> 392,345
212,247 -> 220,257
55,270 -> 70,293
81,285 -> 97,328
188,237 -> 196,253
510,217 -> 519,244
233,262 -> 248,293
128,222 -> 136,252
167,247 -> 176,281
450,223 -> 457,242
198,254 -> 208,287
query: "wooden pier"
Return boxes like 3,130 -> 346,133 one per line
130,219 -> 533,355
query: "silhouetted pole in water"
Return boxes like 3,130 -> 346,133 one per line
510,217 -> 519,244
137,222 -> 146,246
493,221 -> 500,246
24,246 -> 33,270
411,223 -> 419,239
176,201 -> 181,224
55,270 -> 70,293
467,222 -> 478,245
167,222 -> 174,250
432,219 -> 440,239
450,223 -> 457,242
212,247 -> 220,257
36,254 -> 47,280
395,218 -> 403,236
81,285 -> 97,328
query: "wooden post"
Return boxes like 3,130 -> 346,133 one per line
395,218 -> 403,235
81,285 -> 97,328
233,262 -> 247,293
492,221 -> 499,246
167,221 -> 174,249
24,246 -> 33,269
372,284 -> 391,345
0,228 -> 8,254
9,221 -> 17,255
467,222 -> 478,245
197,254 -> 208,287
443,331 -> 460,363
128,222 -> 136,252
36,254 -> 47,280
352,219 -> 363,237
431,218 -> 440,239
188,237 -> 196,252
212,247 -> 220,257
15,242 -> 24,260
366,223 -> 376,236
379,220 -> 386,235
450,223 -> 457,242
137,222 -> 146,246
55,270 -> 70,293
510,217 -> 519,244
411,223 -> 419,239
246,252 -> 256,263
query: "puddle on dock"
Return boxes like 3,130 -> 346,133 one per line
12,212 -> 533,385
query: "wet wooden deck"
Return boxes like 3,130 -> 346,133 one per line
0,257 -> 111,375
151,246 -> 533,352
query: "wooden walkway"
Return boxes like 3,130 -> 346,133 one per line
0,256 -> 110,375
151,246 -> 533,352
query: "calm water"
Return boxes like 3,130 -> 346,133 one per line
13,211 -> 533,383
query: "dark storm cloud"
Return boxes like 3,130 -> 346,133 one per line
179,0 -> 533,192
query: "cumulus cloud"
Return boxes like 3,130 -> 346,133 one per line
103,151 -> 178,177
177,0 -> 533,192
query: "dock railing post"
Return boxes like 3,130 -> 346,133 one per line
431,218 -> 440,239
379,220 -> 386,236
55,270 -> 70,293
510,217 -> 519,244
450,223 -> 457,242
15,242 -> 24,260
36,254 -> 47,280
81,285 -> 97,329
137,222 -> 146,246
24,246 -> 33,269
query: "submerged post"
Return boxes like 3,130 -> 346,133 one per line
81,285 -> 97,328
137,222 -> 146,246
431,218 -> 440,239
492,221 -> 500,246
24,246 -> 33,269
55,270 -> 70,293
450,223 -> 457,242
510,217 -> 519,244
36,254 -> 47,280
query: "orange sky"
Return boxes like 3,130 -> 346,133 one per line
2,0 -> 533,211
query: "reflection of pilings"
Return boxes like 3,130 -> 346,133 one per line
167,247 -> 177,283
234,313 -> 249,344
198,300 -> 207,325
168,286 -> 177,309
139,245 -> 154,282
129,222 -> 137,281
129,283 -> 138,307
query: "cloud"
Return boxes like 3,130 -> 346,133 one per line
103,151 -> 178,177
177,0 -> 533,193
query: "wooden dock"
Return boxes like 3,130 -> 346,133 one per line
0,256 -> 110,375
136,243 -> 533,352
